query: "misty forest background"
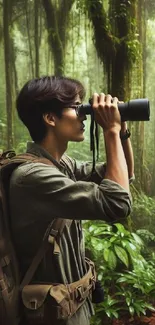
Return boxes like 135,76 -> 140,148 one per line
1,0 -> 155,323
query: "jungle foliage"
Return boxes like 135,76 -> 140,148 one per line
84,192 -> 155,323
1,0 -> 155,323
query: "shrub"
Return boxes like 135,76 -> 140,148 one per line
83,221 -> 155,324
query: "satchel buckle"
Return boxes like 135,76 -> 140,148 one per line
75,285 -> 89,302
30,300 -> 38,310
75,285 -> 84,302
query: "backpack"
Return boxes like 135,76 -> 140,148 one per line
0,150 -> 98,325
0,150 -> 70,325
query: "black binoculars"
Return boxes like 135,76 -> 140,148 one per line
76,98 -> 150,121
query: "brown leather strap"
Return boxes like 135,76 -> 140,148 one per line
48,218 -> 72,254
20,217 -> 70,290
20,222 -> 53,290
11,153 -> 54,166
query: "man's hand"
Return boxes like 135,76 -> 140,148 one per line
92,93 -> 129,192
92,93 -> 121,133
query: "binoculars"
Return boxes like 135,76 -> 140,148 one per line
76,98 -> 150,121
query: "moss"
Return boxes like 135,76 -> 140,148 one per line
86,0 -> 140,98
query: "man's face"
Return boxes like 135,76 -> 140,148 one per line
53,95 -> 87,143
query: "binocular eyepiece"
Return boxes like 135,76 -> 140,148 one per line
77,98 -> 150,121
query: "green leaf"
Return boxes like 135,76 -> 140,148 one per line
103,248 -> 110,262
116,276 -> 132,283
114,223 -> 125,232
144,304 -> 155,311
132,233 -> 143,245
95,242 -> 104,251
93,227 -> 109,235
109,236 -> 117,243
112,311 -> 119,318
98,274 -> 103,281
126,297 -> 131,306
114,245 -> 129,267
91,238 -> 100,247
127,242 -> 137,251
106,310 -> 112,318
125,242 -> 138,257
108,250 -> 117,270
89,225 -> 96,233
129,306 -> 135,316
107,295 -> 118,306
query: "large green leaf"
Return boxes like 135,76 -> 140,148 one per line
114,223 -> 126,233
108,250 -> 117,270
114,245 -> 129,267
103,248 -> 110,262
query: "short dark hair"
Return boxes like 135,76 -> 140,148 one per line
16,76 -> 86,142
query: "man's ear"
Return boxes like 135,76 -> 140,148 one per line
43,112 -> 56,126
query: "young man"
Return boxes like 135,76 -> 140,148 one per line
9,76 -> 133,325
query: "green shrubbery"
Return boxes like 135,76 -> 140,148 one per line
83,193 -> 155,324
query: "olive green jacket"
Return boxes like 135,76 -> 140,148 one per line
9,142 -> 132,325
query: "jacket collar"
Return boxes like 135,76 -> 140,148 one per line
26,142 -> 66,173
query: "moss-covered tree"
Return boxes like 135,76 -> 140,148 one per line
84,0 -> 138,100
82,0 -> 151,192
3,0 -> 14,149
42,0 -> 75,75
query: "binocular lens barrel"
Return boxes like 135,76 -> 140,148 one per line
78,98 -> 150,121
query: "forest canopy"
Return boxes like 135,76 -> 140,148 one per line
1,1 -> 155,323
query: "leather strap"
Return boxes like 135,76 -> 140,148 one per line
20,217 -> 72,290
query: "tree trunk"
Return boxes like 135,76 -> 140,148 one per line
42,0 -> 64,75
42,0 -> 75,76
34,0 -> 39,77
134,0 -> 146,191
3,0 -> 14,149
11,37 -> 18,97
25,0 -> 34,77
87,0 -> 137,100
10,36 -> 19,148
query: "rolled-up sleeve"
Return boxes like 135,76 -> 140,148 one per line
63,155 -> 106,184
63,155 -> 134,185
10,162 -> 132,223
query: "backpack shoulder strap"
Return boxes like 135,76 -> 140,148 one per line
11,153 -> 54,166
19,218 -> 69,290
0,153 -> 54,187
